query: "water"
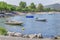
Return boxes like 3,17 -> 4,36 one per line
0,13 -> 60,38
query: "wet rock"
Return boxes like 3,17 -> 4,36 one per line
7,32 -> 15,36
14,33 -> 23,37
54,37 -> 58,39
37,33 -> 43,38
54,36 -> 60,39
29,34 -> 37,39
23,34 -> 29,38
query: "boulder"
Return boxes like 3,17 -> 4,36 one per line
7,32 -> 15,36
23,34 -> 29,38
14,33 -> 23,37
37,33 -> 43,38
54,36 -> 60,39
29,34 -> 37,39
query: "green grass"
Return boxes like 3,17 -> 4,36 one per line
0,27 -> 7,35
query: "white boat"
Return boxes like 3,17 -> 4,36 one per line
5,21 -> 23,25
35,18 -> 46,22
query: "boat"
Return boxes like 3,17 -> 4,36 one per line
26,13 -> 34,18
35,18 -> 46,22
5,21 -> 23,25
48,13 -> 53,15
26,16 -> 34,18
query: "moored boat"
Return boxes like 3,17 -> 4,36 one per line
5,21 -> 23,25
35,18 -> 46,22
26,13 -> 34,18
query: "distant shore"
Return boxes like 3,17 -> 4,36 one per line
17,12 -> 60,15
0,11 -> 60,17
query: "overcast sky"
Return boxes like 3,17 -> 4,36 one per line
0,0 -> 60,6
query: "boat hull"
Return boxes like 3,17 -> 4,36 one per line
5,22 -> 23,25
36,20 -> 46,22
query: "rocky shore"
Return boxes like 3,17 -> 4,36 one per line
0,36 -> 55,40
7,32 -> 43,39
6,32 -> 60,40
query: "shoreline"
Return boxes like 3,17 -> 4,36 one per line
0,32 -> 56,40
0,36 -> 55,40
6,32 -> 59,39
0,11 -> 60,16
17,12 -> 60,15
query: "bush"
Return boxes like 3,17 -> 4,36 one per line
0,27 -> 7,35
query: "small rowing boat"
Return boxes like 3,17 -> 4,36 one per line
35,18 -> 46,22
5,21 -> 23,25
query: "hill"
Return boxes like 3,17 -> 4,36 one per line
45,3 -> 60,10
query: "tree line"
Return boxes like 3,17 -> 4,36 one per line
0,1 -> 59,13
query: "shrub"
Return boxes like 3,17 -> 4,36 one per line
0,27 -> 7,35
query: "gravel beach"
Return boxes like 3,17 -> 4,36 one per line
0,36 -> 56,40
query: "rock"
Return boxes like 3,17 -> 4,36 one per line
7,32 -> 15,36
37,33 -> 43,38
23,34 -> 29,38
29,34 -> 37,39
54,37 -> 58,39
14,33 -> 23,37
54,36 -> 60,39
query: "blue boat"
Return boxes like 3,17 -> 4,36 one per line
26,16 -> 34,18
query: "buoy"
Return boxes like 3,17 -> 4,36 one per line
22,27 -> 25,31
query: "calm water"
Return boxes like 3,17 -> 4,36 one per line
0,13 -> 60,38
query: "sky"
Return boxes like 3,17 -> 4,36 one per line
0,0 -> 60,6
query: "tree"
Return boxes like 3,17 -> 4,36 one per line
18,1 -> 27,12
0,1 -> 16,12
37,3 -> 44,12
29,3 -> 36,9
0,2 -> 7,11
22,7 -> 30,12
19,1 -> 26,8
6,4 -> 16,11
43,8 -> 51,12
16,7 -> 21,11
28,3 -> 36,12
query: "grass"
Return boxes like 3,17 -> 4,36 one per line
0,27 -> 7,35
